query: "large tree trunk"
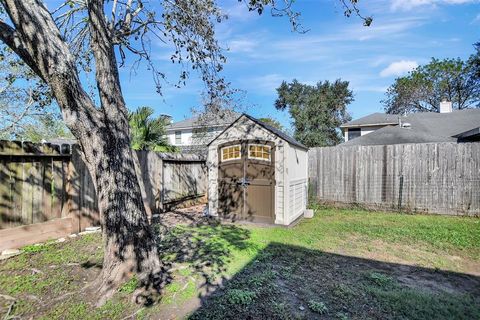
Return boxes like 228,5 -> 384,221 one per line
0,0 -> 163,303
85,133 -> 163,304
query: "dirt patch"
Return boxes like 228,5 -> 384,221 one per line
152,205 -> 212,227
0,206 -> 217,320
2,207 -> 479,319
335,235 -> 480,276
191,242 -> 480,319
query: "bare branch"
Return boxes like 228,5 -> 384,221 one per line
0,20 -> 45,81
340,0 -> 373,26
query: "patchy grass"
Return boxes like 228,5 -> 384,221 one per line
190,242 -> 480,319
307,300 -> 328,314
119,276 -> 139,294
1,206 -> 479,319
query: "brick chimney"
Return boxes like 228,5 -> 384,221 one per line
439,99 -> 452,113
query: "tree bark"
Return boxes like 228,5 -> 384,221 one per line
0,0 -> 163,304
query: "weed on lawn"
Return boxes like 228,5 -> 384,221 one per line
308,300 -> 328,314
1,207 -> 479,319
190,242 -> 480,319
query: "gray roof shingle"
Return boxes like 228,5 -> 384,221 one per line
341,126 -> 455,146
341,113 -> 400,128
341,109 -> 480,146
166,111 -> 240,130
243,114 -> 308,150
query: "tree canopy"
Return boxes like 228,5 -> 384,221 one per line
18,113 -> 73,142
275,79 -> 353,147
258,117 -> 285,132
0,46 -> 53,139
383,47 -> 480,114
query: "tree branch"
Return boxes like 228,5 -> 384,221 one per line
0,0 -> 103,138
87,0 -> 129,121
340,0 -> 372,26
0,20 -> 45,82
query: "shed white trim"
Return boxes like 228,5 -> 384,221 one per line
207,114 -> 309,226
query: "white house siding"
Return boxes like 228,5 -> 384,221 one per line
167,128 -> 226,146
285,144 -> 308,225
207,117 -> 285,222
360,125 -> 385,136
345,125 -> 388,142
167,129 -> 193,146
274,142 -> 286,225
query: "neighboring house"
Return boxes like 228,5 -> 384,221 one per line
341,102 -> 480,146
165,111 -> 240,153
340,113 -> 400,142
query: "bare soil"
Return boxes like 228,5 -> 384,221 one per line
1,206 -> 479,319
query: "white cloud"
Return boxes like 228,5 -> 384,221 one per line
472,13 -> 480,23
228,39 -> 258,53
380,60 -> 418,77
222,2 -> 259,22
391,0 -> 432,11
391,0 -> 478,11
241,74 -> 285,93
235,17 -> 425,63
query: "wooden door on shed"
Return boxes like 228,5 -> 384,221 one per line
218,143 -> 243,221
244,142 -> 275,223
218,141 -> 275,223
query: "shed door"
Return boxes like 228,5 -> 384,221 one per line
218,141 -> 275,223
218,144 -> 243,221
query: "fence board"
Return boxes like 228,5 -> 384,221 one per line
0,139 -> 207,252
1,141 -> 207,235
309,142 -> 480,216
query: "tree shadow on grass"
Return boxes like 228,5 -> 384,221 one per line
189,242 -> 480,320
152,211 -> 255,300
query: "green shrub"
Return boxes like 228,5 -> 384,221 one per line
22,243 -> 51,253
119,276 -> 138,294
308,300 -> 328,314
225,289 -> 257,305
367,272 -> 394,287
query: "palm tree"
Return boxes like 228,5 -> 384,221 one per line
128,106 -> 176,152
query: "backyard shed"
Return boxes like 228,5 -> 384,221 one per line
207,114 -> 309,225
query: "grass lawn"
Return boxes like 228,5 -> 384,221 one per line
0,206 -> 479,319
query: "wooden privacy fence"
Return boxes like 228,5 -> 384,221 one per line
308,142 -> 480,216
134,150 -> 207,215
0,140 -> 206,251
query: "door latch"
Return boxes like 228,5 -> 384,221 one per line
236,177 -> 250,187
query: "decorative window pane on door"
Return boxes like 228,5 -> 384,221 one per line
248,144 -> 271,161
221,145 -> 241,161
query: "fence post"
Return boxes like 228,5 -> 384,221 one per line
398,175 -> 404,210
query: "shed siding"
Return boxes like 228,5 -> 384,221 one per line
285,144 -> 308,224
207,115 -> 308,225
207,117 -> 284,219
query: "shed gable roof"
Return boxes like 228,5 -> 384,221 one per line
207,113 -> 308,150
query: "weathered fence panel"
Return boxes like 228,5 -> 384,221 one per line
0,142 -> 71,229
309,142 -> 480,216
134,151 -> 207,215
0,140 -> 207,251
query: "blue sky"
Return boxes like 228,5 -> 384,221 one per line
116,0 -> 480,129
